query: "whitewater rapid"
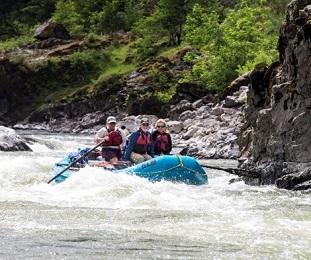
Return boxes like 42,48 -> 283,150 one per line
0,131 -> 310,259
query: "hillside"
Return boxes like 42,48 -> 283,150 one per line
0,0 -> 289,129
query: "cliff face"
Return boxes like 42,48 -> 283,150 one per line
240,0 -> 311,190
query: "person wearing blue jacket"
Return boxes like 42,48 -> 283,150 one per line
123,118 -> 154,164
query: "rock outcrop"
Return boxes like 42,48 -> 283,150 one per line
34,21 -> 70,40
239,0 -> 311,190
0,126 -> 31,151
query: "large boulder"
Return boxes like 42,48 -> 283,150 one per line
34,21 -> 70,40
0,126 -> 32,151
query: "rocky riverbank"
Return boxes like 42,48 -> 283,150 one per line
238,0 -> 311,191
8,77 -> 248,160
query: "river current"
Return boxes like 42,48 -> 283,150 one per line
0,131 -> 310,259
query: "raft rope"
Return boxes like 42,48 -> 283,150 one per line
128,155 -> 203,177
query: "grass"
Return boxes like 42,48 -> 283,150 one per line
35,43 -> 137,108
0,34 -> 33,51
157,45 -> 185,59
94,44 -> 137,87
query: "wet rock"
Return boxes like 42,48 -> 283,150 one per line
276,167 -> 311,190
293,180 -> 311,190
0,126 -> 32,151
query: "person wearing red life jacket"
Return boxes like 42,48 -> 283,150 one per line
95,116 -> 126,164
152,119 -> 172,156
123,118 -> 154,164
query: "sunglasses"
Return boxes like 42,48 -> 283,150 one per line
109,122 -> 116,125
141,123 -> 149,126
156,125 -> 166,128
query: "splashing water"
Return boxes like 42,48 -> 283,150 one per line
0,131 -> 310,259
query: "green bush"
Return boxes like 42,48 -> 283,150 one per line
183,0 -> 283,91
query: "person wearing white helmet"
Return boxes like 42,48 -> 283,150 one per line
95,116 -> 126,163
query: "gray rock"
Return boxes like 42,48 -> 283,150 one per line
293,180 -> 311,190
179,110 -> 196,121
170,100 -> 194,120
211,107 -> 224,116
193,99 -> 204,109
34,21 -> 70,40
223,96 -> 240,108
197,106 -> 211,116
0,126 -> 32,151
167,121 -> 183,133
183,127 -> 199,140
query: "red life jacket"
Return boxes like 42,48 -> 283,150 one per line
154,132 -> 169,154
103,129 -> 123,146
133,131 -> 151,154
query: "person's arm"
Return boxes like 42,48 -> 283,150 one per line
119,129 -> 127,148
167,134 -> 172,154
95,128 -> 108,144
148,133 -> 154,157
123,133 -> 137,161
151,131 -> 157,142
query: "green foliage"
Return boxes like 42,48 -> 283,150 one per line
134,0 -> 190,47
154,86 -> 176,103
0,34 -> 33,51
0,0 -> 55,40
94,44 -> 137,87
184,4 -> 221,48
183,0 -> 283,91
53,0 -> 84,35
53,0 -> 144,35
66,49 -> 110,75
1,0 -> 291,98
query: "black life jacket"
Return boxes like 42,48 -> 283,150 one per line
154,132 -> 169,154
103,129 -> 123,146
133,131 -> 151,154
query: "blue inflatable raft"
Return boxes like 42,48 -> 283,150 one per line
52,154 -> 208,185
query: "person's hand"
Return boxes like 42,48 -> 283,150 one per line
103,136 -> 109,141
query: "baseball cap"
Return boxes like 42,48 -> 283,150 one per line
140,118 -> 149,124
106,116 -> 117,124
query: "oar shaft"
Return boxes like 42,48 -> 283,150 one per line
47,141 -> 104,184
200,164 -> 261,179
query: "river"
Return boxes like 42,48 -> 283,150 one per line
0,131 -> 310,259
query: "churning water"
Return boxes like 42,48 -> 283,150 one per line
0,131 -> 310,259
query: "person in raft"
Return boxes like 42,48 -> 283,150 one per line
152,119 -> 172,156
123,117 -> 154,164
95,116 -> 126,164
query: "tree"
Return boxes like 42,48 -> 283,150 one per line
184,0 -> 281,91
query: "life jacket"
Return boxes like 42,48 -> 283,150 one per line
133,131 -> 151,154
154,132 -> 169,154
103,129 -> 123,147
